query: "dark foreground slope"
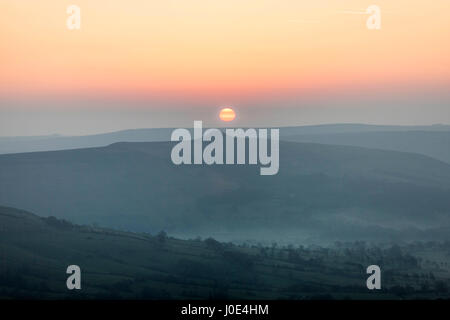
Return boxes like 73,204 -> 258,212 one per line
1,206 -> 449,300
1,141 -> 450,243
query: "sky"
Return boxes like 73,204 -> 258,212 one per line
0,0 -> 449,136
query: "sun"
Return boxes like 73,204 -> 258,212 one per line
219,107 -> 236,122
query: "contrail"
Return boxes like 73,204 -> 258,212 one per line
337,10 -> 367,15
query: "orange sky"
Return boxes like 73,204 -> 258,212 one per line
1,0 -> 450,101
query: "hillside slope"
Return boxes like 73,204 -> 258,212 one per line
0,141 -> 450,243
1,206 -> 449,300
1,123 -> 449,155
283,131 -> 450,163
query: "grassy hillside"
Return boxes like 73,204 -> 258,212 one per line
1,141 -> 450,243
1,206 -> 449,300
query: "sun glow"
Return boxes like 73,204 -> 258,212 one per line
219,107 -> 236,122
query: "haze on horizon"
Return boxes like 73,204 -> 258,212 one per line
1,0 -> 449,136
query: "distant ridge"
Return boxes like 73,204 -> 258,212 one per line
0,123 -> 449,155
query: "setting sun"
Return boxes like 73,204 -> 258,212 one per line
219,107 -> 236,122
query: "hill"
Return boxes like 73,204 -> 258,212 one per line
0,128 -> 174,154
0,141 -> 450,244
1,206 -> 449,299
1,123 -> 449,155
283,131 -> 450,164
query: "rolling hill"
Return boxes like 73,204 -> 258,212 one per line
283,131 -> 450,164
0,141 -> 450,244
1,123 -> 449,156
1,206 -> 448,299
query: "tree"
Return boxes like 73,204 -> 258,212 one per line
156,230 -> 168,243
